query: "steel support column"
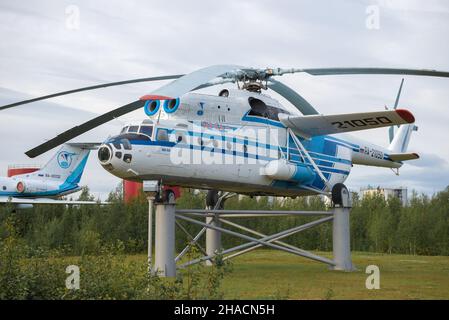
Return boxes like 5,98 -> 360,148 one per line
153,203 -> 176,277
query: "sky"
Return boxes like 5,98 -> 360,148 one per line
0,0 -> 448,200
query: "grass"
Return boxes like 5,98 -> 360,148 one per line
14,250 -> 449,300
217,250 -> 449,300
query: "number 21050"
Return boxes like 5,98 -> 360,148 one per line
332,117 -> 392,129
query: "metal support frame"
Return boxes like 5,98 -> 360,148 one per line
205,192 -> 235,266
146,183 -> 354,277
153,203 -> 176,277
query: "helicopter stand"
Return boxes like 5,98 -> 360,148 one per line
152,200 -> 177,277
205,190 -> 235,266
330,183 -> 354,271
144,180 -> 176,277
146,182 -> 354,278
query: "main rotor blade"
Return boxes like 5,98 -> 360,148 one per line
268,79 -> 318,115
25,100 -> 146,158
0,75 -> 184,111
301,68 -> 449,78
26,65 -> 242,158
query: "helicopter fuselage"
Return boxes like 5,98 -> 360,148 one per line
97,89 -> 401,197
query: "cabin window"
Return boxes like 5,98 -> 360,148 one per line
219,89 -> 229,97
128,126 -> 139,133
247,97 -> 289,121
139,125 -> 153,138
2,186 -> 6,190
157,129 -> 169,141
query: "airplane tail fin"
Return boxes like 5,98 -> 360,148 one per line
30,144 -> 91,184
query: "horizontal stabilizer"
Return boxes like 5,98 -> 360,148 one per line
279,109 -> 415,138
388,152 -> 420,162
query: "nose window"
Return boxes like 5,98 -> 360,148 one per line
115,151 -> 122,159
98,146 -> 111,162
123,154 -> 132,163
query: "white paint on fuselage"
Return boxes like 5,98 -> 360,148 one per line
99,90 -> 402,196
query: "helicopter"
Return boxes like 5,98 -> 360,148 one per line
2,65 -> 449,201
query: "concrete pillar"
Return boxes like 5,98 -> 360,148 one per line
153,203 -> 176,277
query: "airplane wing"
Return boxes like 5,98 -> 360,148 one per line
278,109 -> 415,139
0,196 -> 108,205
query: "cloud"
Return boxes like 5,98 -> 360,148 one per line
0,1 -> 448,198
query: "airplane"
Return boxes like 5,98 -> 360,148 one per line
0,143 -> 103,208
1,65 -> 448,202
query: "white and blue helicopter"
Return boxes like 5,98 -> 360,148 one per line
0,143 -> 101,208
2,65 -> 448,201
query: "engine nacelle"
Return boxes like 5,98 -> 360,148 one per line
16,180 -> 48,194
263,159 -> 315,184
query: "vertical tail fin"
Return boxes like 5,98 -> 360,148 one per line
388,124 -> 417,153
30,144 -> 90,183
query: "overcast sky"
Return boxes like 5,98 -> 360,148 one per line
0,0 -> 448,200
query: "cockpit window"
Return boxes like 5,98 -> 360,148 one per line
120,126 -> 129,134
128,126 -> 139,133
108,133 -> 150,146
139,125 -> 153,138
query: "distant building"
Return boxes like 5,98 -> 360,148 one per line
360,186 -> 408,206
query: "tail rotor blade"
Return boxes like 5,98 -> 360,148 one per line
394,78 -> 405,109
389,78 -> 405,143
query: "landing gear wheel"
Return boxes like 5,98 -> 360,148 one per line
331,183 -> 350,207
